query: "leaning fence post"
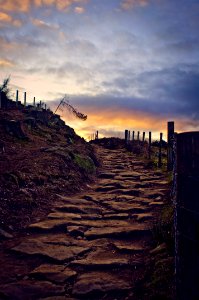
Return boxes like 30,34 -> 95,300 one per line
167,121 -> 175,171
16,90 -> 19,106
24,92 -> 26,106
158,132 -> 163,167
149,131 -> 152,159
176,132 -> 199,300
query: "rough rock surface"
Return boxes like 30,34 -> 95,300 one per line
0,145 -> 169,299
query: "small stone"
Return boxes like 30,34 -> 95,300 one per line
0,228 -> 13,239
150,243 -> 167,255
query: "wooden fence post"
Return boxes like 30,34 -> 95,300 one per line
24,92 -> 26,106
125,130 -> 128,145
128,130 -> 130,142
96,131 -> 99,139
176,132 -> 199,300
158,132 -> 163,167
16,90 -> 19,106
132,131 -> 135,141
149,131 -> 152,159
167,121 -> 175,171
137,131 -> 140,141
33,97 -> 36,107
143,132 -> 145,142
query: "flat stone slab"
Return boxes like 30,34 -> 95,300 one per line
29,219 -> 73,231
98,172 -> 116,179
56,204 -> 102,215
149,201 -> 164,206
84,224 -> 150,239
102,201 -> 147,213
71,249 -> 130,268
103,213 -> 129,219
107,188 -> 140,197
72,272 -> 132,296
135,213 -> 153,221
78,219 -> 131,228
112,241 -> 146,253
30,264 -> 77,283
119,171 -> 142,177
12,240 -> 90,262
48,212 -> 82,220
0,280 -> 65,300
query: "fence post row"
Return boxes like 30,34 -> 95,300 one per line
176,132 -> 199,300
167,121 -> 175,171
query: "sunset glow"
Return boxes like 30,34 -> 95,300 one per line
0,0 -> 199,139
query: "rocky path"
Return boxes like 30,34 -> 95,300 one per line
0,146 -> 169,300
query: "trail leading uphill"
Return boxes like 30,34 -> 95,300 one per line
0,145 -> 170,300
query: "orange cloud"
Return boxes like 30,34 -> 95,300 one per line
0,11 -> 22,27
0,11 -> 12,22
0,0 -> 30,12
59,103 -> 170,141
0,0 -> 88,12
0,59 -> 15,67
121,0 -> 149,10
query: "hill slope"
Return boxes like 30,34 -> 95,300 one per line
0,106 -> 98,234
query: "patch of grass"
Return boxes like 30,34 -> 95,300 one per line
74,154 -> 96,174
152,204 -> 174,253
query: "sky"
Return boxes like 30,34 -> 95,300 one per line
0,0 -> 199,140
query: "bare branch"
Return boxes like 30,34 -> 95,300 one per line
54,95 -> 87,121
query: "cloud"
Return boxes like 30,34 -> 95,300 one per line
0,11 -> 12,22
0,0 -> 89,12
32,18 -> 59,30
0,11 -> 22,27
0,0 -> 30,12
74,6 -> 85,14
121,0 -> 149,10
0,58 -> 15,67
